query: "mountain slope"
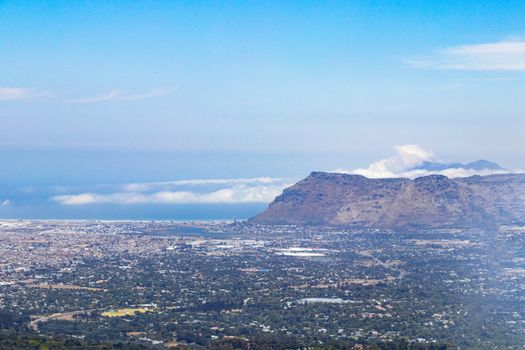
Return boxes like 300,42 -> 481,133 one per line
250,172 -> 525,229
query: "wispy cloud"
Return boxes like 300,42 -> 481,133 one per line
0,86 -> 172,103
406,40 -> 525,71
0,87 -> 47,101
51,177 -> 291,205
66,87 -> 172,104
121,177 -> 283,192
415,83 -> 463,91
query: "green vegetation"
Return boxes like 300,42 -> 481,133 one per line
0,330 -> 149,350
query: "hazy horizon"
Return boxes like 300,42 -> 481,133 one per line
1,0 -> 524,219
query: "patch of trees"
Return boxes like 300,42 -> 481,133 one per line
203,335 -> 453,350
0,330 -> 150,350
0,310 -> 29,330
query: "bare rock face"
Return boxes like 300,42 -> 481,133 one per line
250,172 -> 525,229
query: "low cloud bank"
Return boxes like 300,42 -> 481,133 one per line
52,178 -> 291,206
120,177 -> 281,192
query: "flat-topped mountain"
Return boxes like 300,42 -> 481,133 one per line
250,172 -> 525,229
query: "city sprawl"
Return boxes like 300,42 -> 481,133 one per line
0,221 -> 524,349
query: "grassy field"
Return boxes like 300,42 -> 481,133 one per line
101,308 -> 150,317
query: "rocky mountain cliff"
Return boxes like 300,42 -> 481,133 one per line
250,172 -> 525,229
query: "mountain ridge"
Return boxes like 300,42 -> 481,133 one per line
412,159 -> 503,172
250,172 -> 525,229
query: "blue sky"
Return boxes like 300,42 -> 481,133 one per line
1,1 -> 524,219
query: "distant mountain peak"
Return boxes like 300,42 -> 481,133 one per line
412,159 -> 503,172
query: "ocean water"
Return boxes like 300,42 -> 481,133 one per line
0,203 -> 267,221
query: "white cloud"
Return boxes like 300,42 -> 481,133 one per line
51,177 -> 292,205
335,144 -> 432,178
52,185 -> 288,205
1,200 -> 11,207
406,40 -> 525,71
369,144 -> 433,175
0,87 -> 172,103
121,177 -> 283,192
0,87 -> 46,101
67,88 -> 172,104
333,144 -> 522,179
